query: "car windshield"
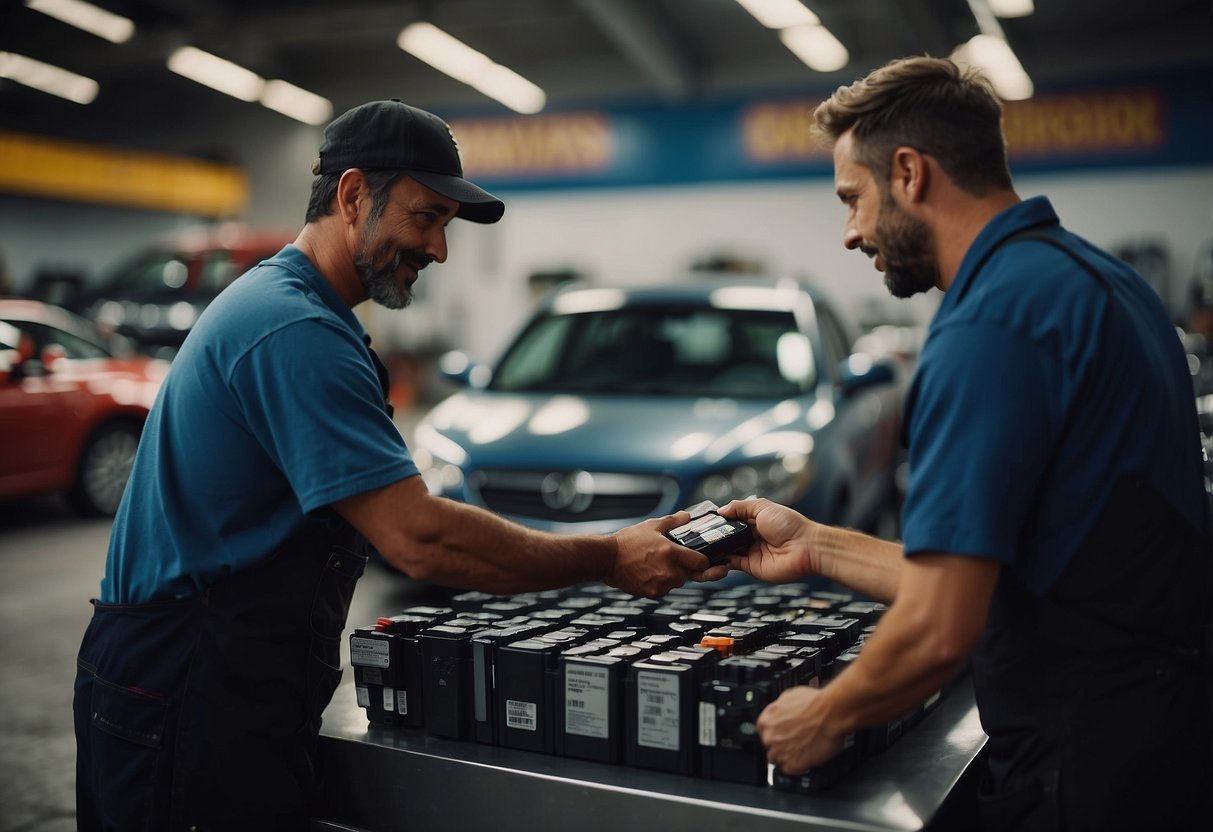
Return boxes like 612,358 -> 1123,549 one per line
490,304 -> 815,398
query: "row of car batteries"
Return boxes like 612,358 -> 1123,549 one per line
349,581 -> 946,793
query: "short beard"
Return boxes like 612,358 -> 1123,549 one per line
354,212 -> 417,310
875,192 -> 939,299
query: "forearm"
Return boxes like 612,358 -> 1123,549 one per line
811,524 -> 905,604
809,554 -> 998,735
336,477 -> 615,593
389,493 -> 615,593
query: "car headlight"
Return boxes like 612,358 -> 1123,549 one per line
689,451 -> 812,506
412,424 -> 468,496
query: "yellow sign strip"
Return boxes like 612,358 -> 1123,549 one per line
0,129 -> 248,217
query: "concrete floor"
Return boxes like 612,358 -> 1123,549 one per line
0,485 -> 441,831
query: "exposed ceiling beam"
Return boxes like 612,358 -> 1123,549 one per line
576,0 -> 696,101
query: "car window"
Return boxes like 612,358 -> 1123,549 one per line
103,251 -> 190,293
4,320 -> 110,360
491,305 -> 810,398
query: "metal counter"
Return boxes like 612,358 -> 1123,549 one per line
315,677 -> 987,832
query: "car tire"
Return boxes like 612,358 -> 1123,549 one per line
69,420 -> 142,516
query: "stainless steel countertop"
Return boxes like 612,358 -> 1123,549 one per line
316,677 -> 987,832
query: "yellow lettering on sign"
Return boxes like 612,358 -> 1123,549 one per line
0,129 -> 248,217
1003,90 -> 1165,157
742,101 -> 830,163
451,113 -> 614,176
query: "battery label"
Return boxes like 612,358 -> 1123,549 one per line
698,701 -> 717,746
356,685 -> 370,708
565,665 -> 610,738
382,687 -> 395,713
397,690 -> 408,715
507,699 -> 538,731
350,637 -> 390,668
637,671 -> 680,751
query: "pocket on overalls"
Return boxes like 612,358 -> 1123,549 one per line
84,671 -> 169,830
309,546 -> 367,642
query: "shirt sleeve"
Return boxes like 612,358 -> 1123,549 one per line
229,319 -> 419,514
900,320 -> 1065,562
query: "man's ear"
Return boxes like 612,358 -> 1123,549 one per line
335,169 -> 367,225
890,146 -> 929,204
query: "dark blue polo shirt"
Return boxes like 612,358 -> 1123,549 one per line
901,196 -> 1207,593
102,245 -> 418,603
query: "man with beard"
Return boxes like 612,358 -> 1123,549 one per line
74,100 -> 710,831
717,57 -> 1212,830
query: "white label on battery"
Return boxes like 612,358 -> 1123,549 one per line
355,685 -> 370,708
397,690 -> 408,715
382,687 -> 395,712
350,637 -> 390,668
698,701 -> 717,746
565,665 -> 610,739
637,671 -> 680,751
506,699 -> 537,731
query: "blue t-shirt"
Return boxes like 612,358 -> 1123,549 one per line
901,196 -> 1208,594
102,245 -> 419,603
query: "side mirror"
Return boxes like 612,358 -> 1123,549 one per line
837,354 -> 898,395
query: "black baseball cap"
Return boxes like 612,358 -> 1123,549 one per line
312,99 -> 504,224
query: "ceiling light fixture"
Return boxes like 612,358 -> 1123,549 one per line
167,46 -> 264,102
779,23 -> 849,72
988,0 -> 1034,17
951,34 -> 1034,100
398,22 -> 545,114
734,0 -> 818,29
24,0 -> 134,44
0,51 -> 98,103
735,1 -> 847,73
260,79 -> 333,126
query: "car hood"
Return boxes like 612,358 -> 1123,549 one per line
52,357 -> 169,410
417,389 -> 827,471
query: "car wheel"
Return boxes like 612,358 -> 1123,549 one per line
69,420 -> 142,516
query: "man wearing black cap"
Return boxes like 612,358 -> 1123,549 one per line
73,100 -> 709,831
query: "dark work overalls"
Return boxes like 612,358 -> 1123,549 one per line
965,234 -> 1213,831
74,343 -> 392,831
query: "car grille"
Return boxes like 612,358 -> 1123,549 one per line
470,470 -> 678,523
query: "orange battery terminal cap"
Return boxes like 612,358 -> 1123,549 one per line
701,635 -> 735,656
375,617 -> 393,631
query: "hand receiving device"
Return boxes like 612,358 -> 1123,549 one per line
666,500 -> 753,566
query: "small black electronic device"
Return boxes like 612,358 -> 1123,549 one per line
667,501 -> 754,566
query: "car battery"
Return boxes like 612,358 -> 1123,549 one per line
494,637 -> 568,754
625,648 -> 721,775
698,655 -> 787,785
349,613 -> 436,728
661,619 -> 706,645
839,600 -> 887,625
568,612 -> 627,633
786,614 -> 862,650
419,622 -> 494,740
595,604 -> 649,627
471,621 -> 554,745
530,606 -> 581,624
450,590 -> 497,611
557,653 -> 630,763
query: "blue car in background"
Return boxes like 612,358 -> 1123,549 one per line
411,277 -> 908,541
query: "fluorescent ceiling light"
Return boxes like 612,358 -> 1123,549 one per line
951,34 -> 1034,100
989,0 -> 1034,17
735,0 -> 818,29
167,46 -> 264,102
24,0 -> 134,44
0,51 -> 98,103
779,23 -> 848,72
260,80 -> 332,126
398,22 -> 545,114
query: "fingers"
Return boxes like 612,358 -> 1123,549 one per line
652,510 -> 691,533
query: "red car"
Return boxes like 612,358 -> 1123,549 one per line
0,299 -> 167,515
